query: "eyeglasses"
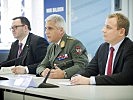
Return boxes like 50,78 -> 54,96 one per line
10,25 -> 25,31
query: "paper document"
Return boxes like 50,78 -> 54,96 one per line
14,75 -> 36,88
0,66 -> 15,74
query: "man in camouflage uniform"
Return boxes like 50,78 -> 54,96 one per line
36,14 -> 88,79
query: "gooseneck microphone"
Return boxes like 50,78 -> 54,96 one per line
0,55 -> 24,67
0,56 -> 23,80
0,44 -> 30,80
38,62 -> 59,88
0,44 -> 29,67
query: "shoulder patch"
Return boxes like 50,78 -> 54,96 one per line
75,46 -> 82,54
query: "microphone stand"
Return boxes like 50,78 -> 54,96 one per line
37,59 -> 78,88
37,59 -> 83,88
0,76 -> 8,80
38,65 -> 59,88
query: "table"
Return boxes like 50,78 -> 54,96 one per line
0,74 -> 133,100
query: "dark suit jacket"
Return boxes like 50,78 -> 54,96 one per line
1,33 -> 49,74
79,37 -> 133,85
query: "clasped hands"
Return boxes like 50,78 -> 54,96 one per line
41,64 -> 65,79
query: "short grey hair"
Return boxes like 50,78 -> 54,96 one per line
45,14 -> 66,33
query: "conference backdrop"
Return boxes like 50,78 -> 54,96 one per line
44,0 -> 111,60
44,0 -> 66,39
71,0 -> 111,59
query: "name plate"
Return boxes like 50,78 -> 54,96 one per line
14,75 -> 36,88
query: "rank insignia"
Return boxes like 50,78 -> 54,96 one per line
60,41 -> 65,48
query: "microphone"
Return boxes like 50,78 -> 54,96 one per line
38,62 -> 59,88
0,55 -> 25,68
0,54 -> 26,80
0,44 -> 30,67
38,59 -> 83,88
0,45 -> 30,80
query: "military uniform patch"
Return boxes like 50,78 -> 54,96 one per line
75,46 -> 82,54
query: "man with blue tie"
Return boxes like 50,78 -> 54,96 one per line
71,13 -> 133,85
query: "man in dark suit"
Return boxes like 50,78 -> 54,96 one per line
1,16 -> 49,74
71,13 -> 133,85
36,14 -> 88,79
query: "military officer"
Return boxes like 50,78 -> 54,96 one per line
36,14 -> 88,79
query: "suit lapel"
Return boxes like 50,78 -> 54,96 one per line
19,33 -> 31,64
19,34 -> 30,56
113,42 -> 124,72
102,44 -> 109,74
113,38 -> 127,72
14,41 -> 19,58
104,47 -> 109,69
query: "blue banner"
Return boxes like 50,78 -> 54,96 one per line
44,0 -> 66,38
44,0 -> 66,21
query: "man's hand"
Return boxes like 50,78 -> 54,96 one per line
49,65 -> 65,79
41,68 -> 50,77
11,65 -> 26,74
70,75 -> 90,85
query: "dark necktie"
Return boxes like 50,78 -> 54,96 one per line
54,44 -> 58,55
17,43 -> 23,58
107,47 -> 114,76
